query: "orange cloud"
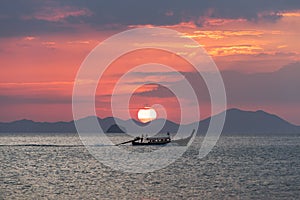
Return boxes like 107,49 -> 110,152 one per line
181,30 -> 281,40
199,18 -> 247,27
281,11 -> 300,17
209,45 -> 263,56
24,36 -> 36,41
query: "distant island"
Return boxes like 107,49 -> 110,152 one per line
0,108 -> 299,135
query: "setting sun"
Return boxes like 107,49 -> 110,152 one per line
137,107 -> 157,123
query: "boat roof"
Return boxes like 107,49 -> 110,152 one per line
146,136 -> 170,139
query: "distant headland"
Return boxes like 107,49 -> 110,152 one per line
0,108 -> 299,135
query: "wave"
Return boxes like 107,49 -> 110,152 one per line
0,144 -> 84,147
0,144 -> 118,147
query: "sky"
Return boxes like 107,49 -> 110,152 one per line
0,0 -> 299,124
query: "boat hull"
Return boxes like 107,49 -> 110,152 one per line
116,130 -> 195,146
131,130 -> 195,146
132,140 -> 171,146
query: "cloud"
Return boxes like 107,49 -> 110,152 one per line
0,81 -> 73,105
213,51 -> 299,73
28,6 -> 92,22
23,36 -> 36,41
65,0 -> 300,26
223,62 -> 300,105
0,1 -> 90,37
133,84 -> 175,98
0,94 -> 71,104
41,41 -> 56,49
125,62 -> 300,105
209,45 -> 263,56
281,11 -> 300,17
1,0 -> 300,37
183,30 -> 266,39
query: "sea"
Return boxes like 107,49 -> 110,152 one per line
1,134 -> 300,199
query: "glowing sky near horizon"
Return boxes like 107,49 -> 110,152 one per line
0,1 -> 299,124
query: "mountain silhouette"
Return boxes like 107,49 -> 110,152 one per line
0,119 -> 76,134
198,108 -> 300,135
106,124 -> 126,133
0,108 -> 299,135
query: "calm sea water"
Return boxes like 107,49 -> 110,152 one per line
1,135 -> 300,199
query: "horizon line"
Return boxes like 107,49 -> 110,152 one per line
1,108 -> 299,126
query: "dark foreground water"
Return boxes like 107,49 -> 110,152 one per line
0,135 -> 300,199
